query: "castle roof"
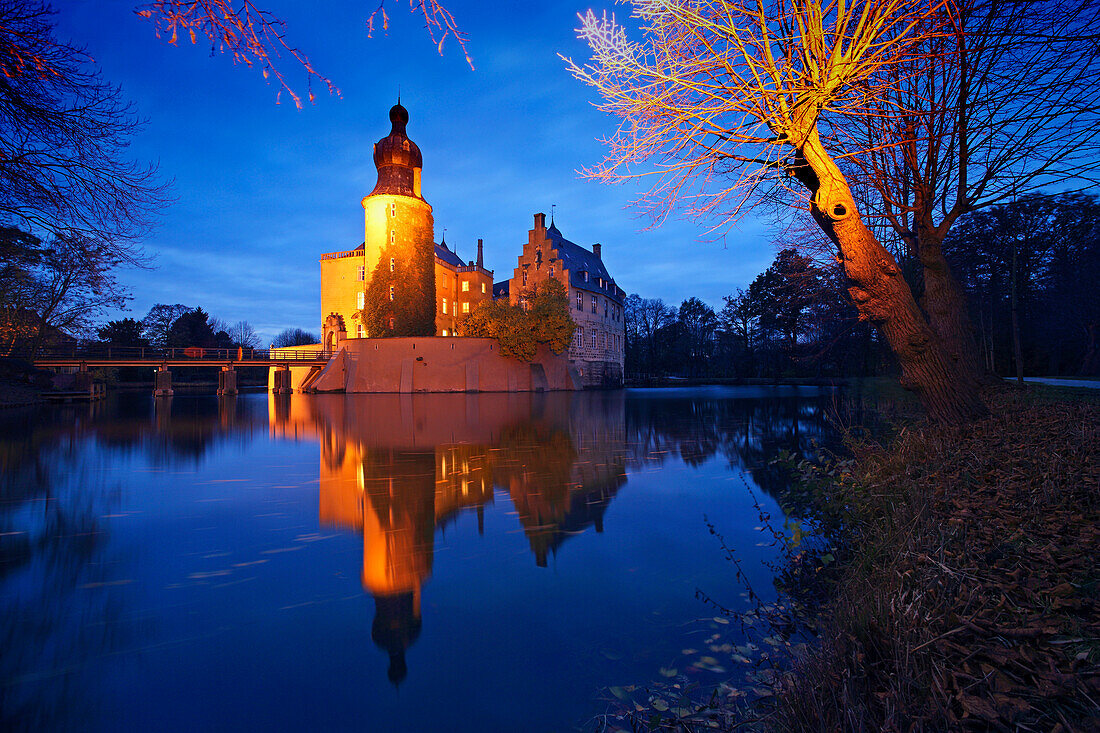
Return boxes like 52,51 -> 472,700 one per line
493,280 -> 510,299
544,224 -> 623,302
434,241 -> 464,268
370,103 -> 423,199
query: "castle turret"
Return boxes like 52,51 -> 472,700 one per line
370,103 -> 423,199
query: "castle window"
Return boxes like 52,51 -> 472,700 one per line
389,230 -> 395,244
591,295 -> 597,313
388,317 -> 395,330
357,292 -> 365,309
357,324 -> 364,338
389,285 -> 395,301
443,298 -> 448,314
576,292 -> 583,311
604,300 -> 609,317
522,270 -> 528,287
390,257 -> 395,272
589,330 -> 596,348
461,281 -> 469,292
574,328 -> 583,347
390,202 -> 396,217
548,266 -> 554,278
481,283 -> 486,293
357,265 -> 365,281
462,302 -> 469,314
442,329 -> 449,337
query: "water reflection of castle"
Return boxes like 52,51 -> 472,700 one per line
269,392 -> 628,683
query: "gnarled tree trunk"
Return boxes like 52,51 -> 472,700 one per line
917,229 -> 992,386
796,130 -> 988,425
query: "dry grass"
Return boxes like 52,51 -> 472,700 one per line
768,386 -> 1100,731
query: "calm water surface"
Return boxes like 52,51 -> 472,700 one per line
1,387 -> 838,731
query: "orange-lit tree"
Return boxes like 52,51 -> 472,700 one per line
843,0 -> 1100,385
565,0 -> 987,423
135,0 -> 470,107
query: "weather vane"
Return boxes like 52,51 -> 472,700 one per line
551,204 -> 556,226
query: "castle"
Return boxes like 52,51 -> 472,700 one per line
302,103 -> 624,391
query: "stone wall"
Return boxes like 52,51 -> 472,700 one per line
269,337 -> 578,393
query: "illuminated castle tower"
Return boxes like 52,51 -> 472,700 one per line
360,102 -> 436,337
320,103 -> 436,343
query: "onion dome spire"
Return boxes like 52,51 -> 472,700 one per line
370,101 -> 423,198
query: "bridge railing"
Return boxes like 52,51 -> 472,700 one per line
27,345 -> 335,362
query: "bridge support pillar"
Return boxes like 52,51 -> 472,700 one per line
272,366 -> 292,395
154,366 -> 173,397
218,367 -> 238,396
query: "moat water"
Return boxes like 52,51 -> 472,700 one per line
1,387 -> 842,731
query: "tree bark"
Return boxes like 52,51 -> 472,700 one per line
1010,243 -> 1024,385
917,229 -> 991,386
795,130 -> 988,425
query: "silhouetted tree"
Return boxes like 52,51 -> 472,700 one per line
166,307 -> 218,348
140,304 -> 191,348
228,320 -> 258,349
97,318 -> 147,347
677,297 -> 718,377
271,328 -> 319,348
0,1 -> 165,257
948,194 -> 1100,377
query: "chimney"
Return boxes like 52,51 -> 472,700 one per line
593,242 -> 602,258
476,238 -> 484,268
534,212 -> 546,229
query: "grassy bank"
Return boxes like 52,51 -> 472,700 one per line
765,386 -> 1099,731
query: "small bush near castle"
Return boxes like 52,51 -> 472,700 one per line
461,279 -> 575,361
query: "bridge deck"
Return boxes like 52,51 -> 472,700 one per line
28,347 -> 333,369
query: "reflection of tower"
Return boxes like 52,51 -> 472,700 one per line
318,436 -> 495,685
357,449 -> 435,685
371,591 -> 421,684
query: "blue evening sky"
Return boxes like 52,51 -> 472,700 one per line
58,1 -> 776,342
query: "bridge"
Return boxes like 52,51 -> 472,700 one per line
27,345 -> 334,398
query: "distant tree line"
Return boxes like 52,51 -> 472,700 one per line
95,304 -> 318,353
626,193 -> 1099,381
625,249 -> 880,381
944,193 -> 1100,378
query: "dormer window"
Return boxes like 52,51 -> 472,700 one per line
584,271 -> 589,282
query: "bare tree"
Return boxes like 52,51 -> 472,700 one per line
0,230 -> 131,356
845,0 -> 1100,384
228,320 -> 258,349
566,0 -> 989,423
0,1 -> 166,258
271,327 -> 319,348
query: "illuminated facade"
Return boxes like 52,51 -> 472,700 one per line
497,213 -> 626,388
